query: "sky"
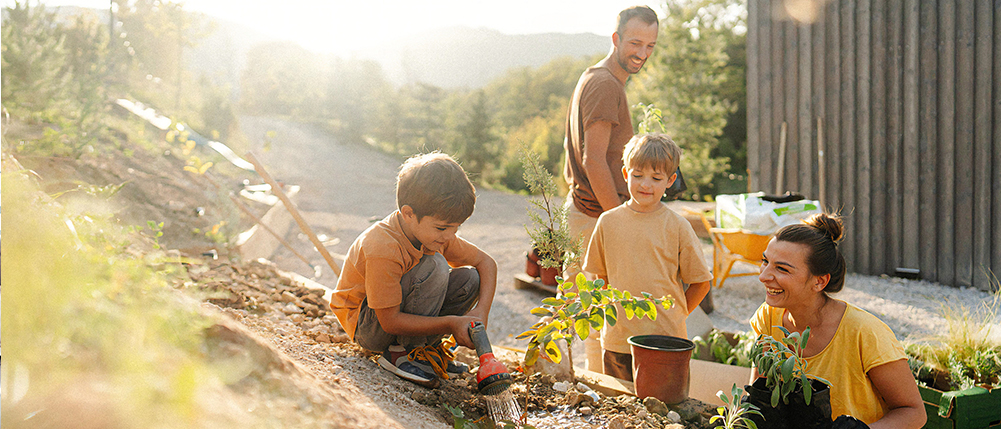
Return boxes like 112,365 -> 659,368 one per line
26,0 -> 662,56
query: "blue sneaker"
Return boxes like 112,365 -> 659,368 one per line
377,345 -> 439,388
408,339 -> 469,380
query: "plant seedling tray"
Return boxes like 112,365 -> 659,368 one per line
919,385 -> 1001,428
513,273 -> 558,295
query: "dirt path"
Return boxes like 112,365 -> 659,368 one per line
238,116 -> 551,350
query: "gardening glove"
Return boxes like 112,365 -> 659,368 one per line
831,415 -> 869,429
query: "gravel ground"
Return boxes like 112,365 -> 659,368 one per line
705,259 -> 1001,344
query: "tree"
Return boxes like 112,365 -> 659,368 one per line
239,41 -> 324,117
1,2 -> 72,120
453,90 -> 499,181
629,0 -> 746,200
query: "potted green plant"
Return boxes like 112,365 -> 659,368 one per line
521,149 -> 579,286
745,326 -> 832,429
904,288 -> 1001,428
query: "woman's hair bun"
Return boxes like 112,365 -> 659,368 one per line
803,213 -> 844,244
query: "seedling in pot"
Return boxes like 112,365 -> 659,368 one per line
751,326 -> 831,407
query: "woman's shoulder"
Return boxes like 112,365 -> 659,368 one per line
838,301 -> 898,338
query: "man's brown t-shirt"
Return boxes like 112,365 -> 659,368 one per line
563,65 -> 633,218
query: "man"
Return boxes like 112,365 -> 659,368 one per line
562,5 -> 660,372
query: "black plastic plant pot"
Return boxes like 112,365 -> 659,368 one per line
783,378 -> 832,429
742,378 -> 833,429
743,378 -> 789,429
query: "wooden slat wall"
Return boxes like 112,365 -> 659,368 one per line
746,0 -> 999,291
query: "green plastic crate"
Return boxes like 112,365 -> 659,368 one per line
919,385 -> 1001,428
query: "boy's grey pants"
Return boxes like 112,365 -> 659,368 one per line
354,253 -> 479,352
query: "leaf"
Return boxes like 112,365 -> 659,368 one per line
575,272 -> 587,288
593,278 -> 605,288
591,291 -> 604,305
800,327 -> 811,350
579,289 -> 592,308
525,347 -> 540,366
183,166 -> 199,174
543,340 -> 562,363
530,307 -> 552,317
574,318 -> 590,340
198,161 -> 213,174
588,308 -> 604,328
604,305 -> 618,327
541,297 -> 564,306
623,302 -> 635,319
515,329 -> 537,340
802,373 -> 813,405
770,385 -> 780,407
781,356 -> 795,381
777,326 -> 792,336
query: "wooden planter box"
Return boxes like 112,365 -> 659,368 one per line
919,385 -> 1001,429
689,357 -> 753,406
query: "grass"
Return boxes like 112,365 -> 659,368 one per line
906,278 -> 1001,390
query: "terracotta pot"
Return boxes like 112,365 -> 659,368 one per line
525,248 -> 541,277
539,265 -> 559,286
628,335 -> 694,404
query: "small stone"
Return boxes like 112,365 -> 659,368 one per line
584,391 -> 600,404
667,410 -> 682,423
281,291 -> 297,303
636,409 -> 648,419
575,382 -> 592,392
282,303 -> 302,315
553,381 -> 572,392
668,398 -> 706,422
607,415 -> 627,429
290,313 -> 305,323
578,406 -> 592,415
316,333 -> 330,343
330,334 -> 350,343
411,390 -> 428,402
643,396 -> 670,416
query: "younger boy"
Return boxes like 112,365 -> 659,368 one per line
330,153 -> 498,388
582,133 -> 713,381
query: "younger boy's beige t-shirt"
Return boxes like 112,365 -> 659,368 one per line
330,210 -> 480,339
583,204 -> 713,354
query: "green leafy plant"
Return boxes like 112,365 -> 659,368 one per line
693,329 -> 756,368
711,383 -> 762,429
750,326 -> 831,407
520,148 -> 580,269
906,284 -> 1001,390
129,220 -> 165,249
517,273 -> 673,381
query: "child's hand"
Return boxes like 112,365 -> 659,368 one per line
449,315 -> 482,349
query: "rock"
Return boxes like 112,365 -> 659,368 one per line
290,314 -> 305,323
281,303 -> 302,315
583,391 -> 600,404
553,381 -> 572,393
316,333 -> 330,343
411,390 -> 428,402
668,398 -> 707,422
607,415 -> 627,429
643,396 -> 670,416
330,334 -> 350,343
636,409 -> 649,419
281,291 -> 298,303
667,410 -> 682,423
578,406 -> 592,415
575,382 -> 592,392
664,424 -> 684,429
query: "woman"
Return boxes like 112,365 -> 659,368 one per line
750,213 -> 926,428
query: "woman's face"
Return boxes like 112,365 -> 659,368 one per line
758,239 -> 825,308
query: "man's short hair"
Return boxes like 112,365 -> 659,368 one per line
622,133 -> 681,175
616,5 -> 659,35
396,152 -> 476,224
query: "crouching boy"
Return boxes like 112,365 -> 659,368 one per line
583,133 -> 713,381
330,153 -> 497,388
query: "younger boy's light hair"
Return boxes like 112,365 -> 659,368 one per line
622,133 -> 681,174
396,152 -> 476,224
